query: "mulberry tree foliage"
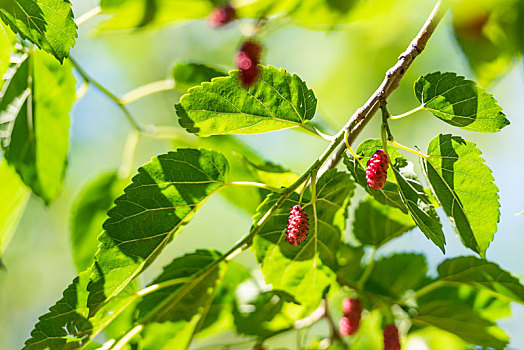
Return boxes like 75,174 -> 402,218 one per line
0,1 -> 522,350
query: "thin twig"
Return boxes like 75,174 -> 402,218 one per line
69,56 -> 143,131
322,298 -> 348,348
319,0 -> 447,177
75,6 -> 102,26
120,79 -> 175,104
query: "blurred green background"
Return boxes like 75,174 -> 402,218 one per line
1,0 -> 523,348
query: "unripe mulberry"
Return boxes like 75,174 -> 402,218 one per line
208,3 -> 236,28
365,149 -> 389,190
286,205 -> 309,246
236,41 -> 262,86
383,324 -> 400,350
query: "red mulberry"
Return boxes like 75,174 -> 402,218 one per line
383,324 -> 400,350
340,298 -> 362,336
236,41 -> 262,86
208,3 -> 236,28
365,149 -> 389,190
286,205 -> 309,246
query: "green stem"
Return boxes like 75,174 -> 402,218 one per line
389,105 -> 424,120
357,247 -> 377,290
228,181 -> 282,193
390,139 -> 428,160
110,324 -> 143,350
405,280 -> 446,302
301,124 -> 335,141
118,130 -> 140,179
120,79 -> 175,104
69,56 -> 143,131
322,298 -> 348,348
136,277 -> 193,297
75,6 -> 102,26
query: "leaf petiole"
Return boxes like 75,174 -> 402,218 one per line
389,105 -> 424,120
390,139 -> 428,160
357,247 -> 377,290
228,181 -> 283,193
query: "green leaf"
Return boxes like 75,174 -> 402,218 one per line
0,0 -> 77,62
241,154 -> 300,189
168,134 -> 268,214
199,262 -> 251,336
70,172 -> 125,273
391,163 -> 446,253
347,140 -> 444,251
252,169 -> 354,310
99,0 -> 214,32
233,290 -> 298,338
237,0 -> 358,28
23,274 -> 139,349
87,149 -> 229,314
424,134 -> 500,257
23,271 -> 92,349
414,72 -> 509,132
136,250 -> 225,350
0,23 -> 15,90
0,160 -> 30,262
0,50 -> 75,203
412,300 -> 508,349
336,243 -> 364,286
451,0 -> 524,85
353,197 -> 415,247
173,62 -> 227,92
407,327 -> 468,350
343,139 -> 408,213
365,253 -> 429,299
417,284 -> 511,323
176,65 -> 317,137
438,256 -> 524,305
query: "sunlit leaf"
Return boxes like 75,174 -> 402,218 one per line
23,272 -> 92,349
353,197 -> 415,247
0,0 -> 77,62
451,0 -> 524,85
391,163 -> 445,253
237,0 -> 359,29
87,149 -> 229,314
0,50 -> 75,203
336,243 -> 364,286
70,172 -> 126,273
233,290 -> 298,338
424,134 -> 500,257
437,256 -> 524,305
414,72 -> 509,132
199,262 -> 251,337
252,169 -> 354,310
412,300 -> 508,349
365,253 -> 429,299
173,62 -> 227,92
0,160 -> 30,264
136,250 -> 225,350
176,65 -> 317,136
99,0 -> 214,32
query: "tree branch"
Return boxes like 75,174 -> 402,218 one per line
318,0 -> 447,177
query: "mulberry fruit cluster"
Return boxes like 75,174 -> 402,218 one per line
365,149 -> 389,190
339,298 -> 363,336
236,41 -> 262,86
286,205 -> 309,246
383,324 -> 400,350
208,3 -> 236,28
